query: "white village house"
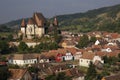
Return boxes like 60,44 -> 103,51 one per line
8,54 -> 40,66
63,51 -> 74,61
79,52 -> 104,67
73,51 -> 82,60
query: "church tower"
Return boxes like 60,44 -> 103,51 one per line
53,17 -> 58,26
20,19 -> 26,37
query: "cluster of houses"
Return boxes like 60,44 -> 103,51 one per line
2,12 -> 120,80
6,31 -> 120,80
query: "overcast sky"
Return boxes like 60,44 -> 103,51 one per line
0,0 -> 120,24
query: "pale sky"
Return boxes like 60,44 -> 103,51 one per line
0,0 -> 120,24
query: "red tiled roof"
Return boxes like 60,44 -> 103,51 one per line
81,52 -> 95,60
41,48 -> 79,58
110,33 -> 120,39
96,50 -> 120,57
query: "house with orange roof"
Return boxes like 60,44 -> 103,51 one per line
73,51 -> 82,60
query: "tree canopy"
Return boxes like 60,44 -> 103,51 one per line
85,62 -> 97,80
0,40 -> 9,54
77,35 -> 89,48
18,41 -> 28,53
45,72 -> 72,80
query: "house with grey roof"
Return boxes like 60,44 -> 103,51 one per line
8,54 -> 39,66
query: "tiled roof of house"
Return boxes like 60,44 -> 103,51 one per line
81,52 -> 95,60
96,50 -> 120,57
8,69 -> 27,80
110,33 -> 120,39
11,54 -> 38,60
102,73 -> 120,80
103,45 -> 119,50
65,68 -> 84,77
41,48 -> 80,59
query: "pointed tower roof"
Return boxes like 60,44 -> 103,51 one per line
53,17 -> 58,26
27,18 -> 35,25
21,19 -> 26,27
33,12 -> 46,27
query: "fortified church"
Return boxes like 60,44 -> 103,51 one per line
20,12 -> 58,39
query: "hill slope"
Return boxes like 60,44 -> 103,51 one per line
1,4 -> 120,33
56,4 -> 120,33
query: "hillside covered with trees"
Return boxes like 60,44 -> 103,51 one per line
56,4 -> 120,33
1,4 -> 120,33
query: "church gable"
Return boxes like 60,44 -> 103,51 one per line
33,12 -> 46,27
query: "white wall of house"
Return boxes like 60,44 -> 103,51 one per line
21,27 -> 25,34
95,40 -> 100,45
74,52 -> 82,60
9,59 -> 37,66
63,52 -> 73,61
93,56 -> 104,63
72,77 -> 84,80
79,56 -> 104,67
26,42 -> 40,47
101,48 -> 112,52
39,59 -> 49,63
24,24 -> 45,39
79,58 -> 91,67
37,27 -> 44,37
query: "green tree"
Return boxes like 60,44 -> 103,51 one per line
28,67 -> 39,73
45,72 -> 72,80
118,53 -> 120,62
7,34 -> 13,41
85,62 -> 97,80
0,66 -> 10,80
77,35 -> 89,48
49,42 -> 59,50
54,34 -> 62,43
57,72 -> 72,80
18,41 -> 28,53
27,46 -> 34,53
90,36 -> 97,43
45,74 -> 56,80
9,45 -> 18,53
0,40 -> 9,54
103,56 -> 109,64
33,45 -> 41,53
33,42 -> 59,53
